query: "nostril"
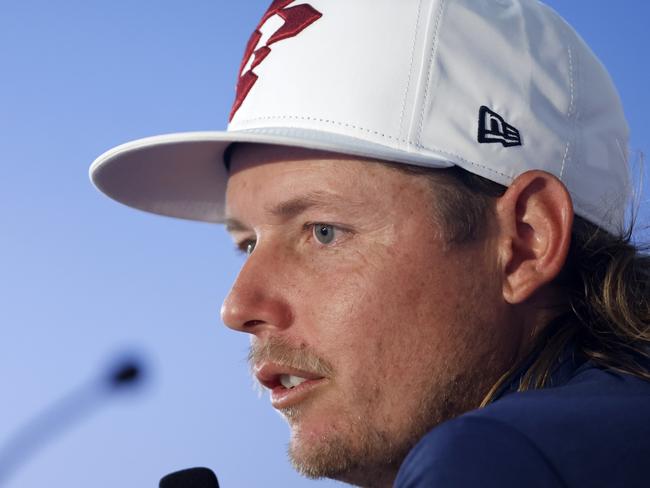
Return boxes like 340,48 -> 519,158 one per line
244,320 -> 264,327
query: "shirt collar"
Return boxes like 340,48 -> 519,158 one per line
493,340 -> 589,401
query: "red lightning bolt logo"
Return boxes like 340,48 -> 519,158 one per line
229,1 -> 323,121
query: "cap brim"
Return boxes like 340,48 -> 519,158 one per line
89,128 -> 454,223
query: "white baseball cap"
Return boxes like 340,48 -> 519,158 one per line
90,0 -> 630,234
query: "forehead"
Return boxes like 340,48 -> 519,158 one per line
224,144 -> 433,221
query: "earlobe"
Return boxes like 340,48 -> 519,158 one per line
496,171 -> 574,304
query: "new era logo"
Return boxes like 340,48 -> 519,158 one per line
478,106 -> 522,147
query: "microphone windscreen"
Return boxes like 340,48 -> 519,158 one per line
159,467 -> 219,488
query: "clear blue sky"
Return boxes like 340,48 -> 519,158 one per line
1,1 -> 648,487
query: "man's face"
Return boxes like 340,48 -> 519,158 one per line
222,144 -> 521,485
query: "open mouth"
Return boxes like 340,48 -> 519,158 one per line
279,374 -> 310,389
255,364 -> 327,409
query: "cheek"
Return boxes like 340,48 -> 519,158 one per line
295,242 -> 444,371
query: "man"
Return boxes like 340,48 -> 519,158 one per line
90,0 -> 650,486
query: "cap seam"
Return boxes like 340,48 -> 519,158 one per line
233,114 -> 511,179
397,0 -> 425,140
573,40 -> 583,179
234,115 -> 408,142
560,34 -> 577,181
415,0 -> 446,146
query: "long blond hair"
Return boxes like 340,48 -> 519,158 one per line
388,163 -> 650,405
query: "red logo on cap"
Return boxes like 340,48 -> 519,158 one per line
229,1 -> 322,121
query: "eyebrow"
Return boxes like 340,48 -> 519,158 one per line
224,217 -> 250,233
225,191 -> 352,233
267,191 -> 338,219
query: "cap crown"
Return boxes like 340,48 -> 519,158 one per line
229,0 -> 630,233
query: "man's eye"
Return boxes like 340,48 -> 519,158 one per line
237,240 -> 256,255
312,224 -> 337,245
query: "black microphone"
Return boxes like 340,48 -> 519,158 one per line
0,355 -> 146,485
159,467 -> 220,488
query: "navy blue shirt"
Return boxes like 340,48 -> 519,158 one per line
395,349 -> 650,487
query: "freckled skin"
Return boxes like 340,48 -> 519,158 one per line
221,145 -> 524,487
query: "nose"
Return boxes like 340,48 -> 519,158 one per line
221,247 -> 293,336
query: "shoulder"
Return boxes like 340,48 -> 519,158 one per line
395,365 -> 650,488
395,415 -> 565,487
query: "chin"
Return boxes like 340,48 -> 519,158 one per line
288,436 -> 400,487
284,408 -> 361,479
285,409 -> 407,487
287,430 -> 365,482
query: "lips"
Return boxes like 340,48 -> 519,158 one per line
254,362 -> 327,409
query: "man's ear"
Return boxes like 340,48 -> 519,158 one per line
495,170 -> 574,304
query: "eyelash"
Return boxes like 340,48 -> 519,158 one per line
235,223 -> 349,256
235,239 -> 256,256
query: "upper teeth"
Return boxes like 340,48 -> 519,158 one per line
280,374 -> 307,389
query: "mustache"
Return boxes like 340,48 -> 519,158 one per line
248,336 -> 334,378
